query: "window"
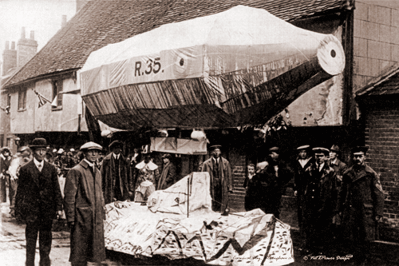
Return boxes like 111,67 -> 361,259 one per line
52,79 -> 63,110
7,94 -> 11,108
18,88 -> 27,110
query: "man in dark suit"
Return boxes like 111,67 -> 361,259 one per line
15,138 -> 63,266
101,140 -> 131,204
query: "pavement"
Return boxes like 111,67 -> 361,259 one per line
1,201 -> 399,266
0,202 -> 71,266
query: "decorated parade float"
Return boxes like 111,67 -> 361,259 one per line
80,5 -> 345,131
104,172 -> 294,266
80,5 -> 346,265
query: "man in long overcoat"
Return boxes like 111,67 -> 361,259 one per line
302,147 -> 338,255
339,146 -> 384,264
157,153 -> 177,190
202,145 -> 233,213
15,138 -> 63,266
101,140 -> 130,204
64,142 -> 106,266
251,147 -> 294,218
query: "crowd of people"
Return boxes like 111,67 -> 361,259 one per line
0,138 -> 181,266
0,138 -> 385,265
242,144 -> 384,264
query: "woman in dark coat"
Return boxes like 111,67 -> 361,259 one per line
64,142 -> 106,266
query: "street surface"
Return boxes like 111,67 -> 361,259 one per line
0,202 -> 70,266
1,201 -> 398,266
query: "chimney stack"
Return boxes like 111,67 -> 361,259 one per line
2,41 -> 17,76
21,27 -> 26,39
17,27 -> 38,68
61,15 -> 67,28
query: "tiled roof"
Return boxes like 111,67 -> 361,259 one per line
4,0 -> 349,88
356,63 -> 399,97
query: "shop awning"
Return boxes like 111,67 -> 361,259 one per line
80,5 -> 345,130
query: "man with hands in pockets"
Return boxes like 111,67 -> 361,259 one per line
64,142 -> 106,266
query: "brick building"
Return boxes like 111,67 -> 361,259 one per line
349,0 -> 399,242
356,65 -> 399,242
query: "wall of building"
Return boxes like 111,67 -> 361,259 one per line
10,84 -> 35,134
362,96 -> 399,242
353,0 -> 399,93
10,76 -> 87,134
34,77 -> 87,132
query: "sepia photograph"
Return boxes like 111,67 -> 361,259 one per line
1,0 -> 399,265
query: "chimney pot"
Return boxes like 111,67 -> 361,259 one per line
21,27 -> 26,39
5,41 -> 9,50
61,15 -> 67,28
30,30 -> 35,40
11,41 -> 15,50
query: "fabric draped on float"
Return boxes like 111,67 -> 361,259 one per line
80,5 -> 345,130
104,172 -> 294,265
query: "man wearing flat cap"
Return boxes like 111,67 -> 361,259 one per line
64,141 -> 106,266
339,146 -> 384,264
101,140 -> 131,204
329,145 -> 347,240
293,145 -> 313,237
202,145 -> 233,213
251,147 -> 293,218
15,138 -> 63,266
157,153 -> 177,190
302,147 -> 337,255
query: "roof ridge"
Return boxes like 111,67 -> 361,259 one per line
3,0 -> 348,88
356,62 -> 399,97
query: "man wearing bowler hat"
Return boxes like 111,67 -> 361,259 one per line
15,138 -> 63,266
64,141 -> 106,266
202,145 -> 233,213
101,140 -> 131,204
302,147 -> 337,255
339,146 -> 384,264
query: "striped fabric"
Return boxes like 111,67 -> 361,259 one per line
82,54 -> 331,130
